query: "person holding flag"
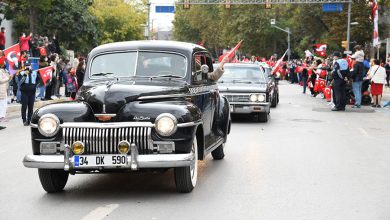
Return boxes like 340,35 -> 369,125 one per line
18,63 -> 40,126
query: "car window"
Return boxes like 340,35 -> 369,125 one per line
90,52 -> 137,78
89,51 -> 187,79
136,52 -> 187,77
219,66 -> 266,83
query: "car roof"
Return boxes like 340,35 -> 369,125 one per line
224,63 -> 261,68
89,40 -> 207,57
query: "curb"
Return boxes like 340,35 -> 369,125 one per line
6,98 -> 69,119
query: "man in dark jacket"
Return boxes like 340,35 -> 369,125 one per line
350,56 -> 364,108
19,63 -> 40,125
331,51 -> 349,111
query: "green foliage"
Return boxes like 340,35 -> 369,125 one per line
90,0 -> 146,44
2,0 -> 146,54
173,3 -> 375,58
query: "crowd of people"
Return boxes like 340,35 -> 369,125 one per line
0,28 -> 86,130
279,46 -> 390,111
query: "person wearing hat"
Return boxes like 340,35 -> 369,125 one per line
19,63 -> 40,126
0,51 -> 10,130
350,46 -> 365,108
331,51 -> 349,111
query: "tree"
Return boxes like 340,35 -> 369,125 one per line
90,0 -> 146,44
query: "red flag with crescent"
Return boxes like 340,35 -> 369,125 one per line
4,44 -> 21,74
38,66 -> 53,85
218,40 -> 243,62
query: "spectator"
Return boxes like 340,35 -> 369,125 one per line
61,58 -> 71,97
368,59 -> 387,108
66,67 -> 78,100
0,56 -> 10,130
36,56 -> 48,100
76,59 -> 85,88
19,63 -> 40,126
385,59 -> 390,87
0,27 -> 6,50
73,53 -> 80,68
19,32 -> 33,54
43,54 -> 57,100
301,66 -> 308,94
350,47 -> 365,108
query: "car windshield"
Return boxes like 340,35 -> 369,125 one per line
219,66 -> 266,83
90,52 -> 187,79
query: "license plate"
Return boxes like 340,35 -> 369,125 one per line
230,105 -> 234,113
74,155 -> 127,167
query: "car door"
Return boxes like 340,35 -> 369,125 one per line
191,52 -> 216,147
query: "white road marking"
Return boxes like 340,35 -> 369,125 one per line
358,127 -> 370,137
81,204 -> 119,220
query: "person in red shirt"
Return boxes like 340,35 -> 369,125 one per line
0,27 -> 5,50
19,32 -> 32,53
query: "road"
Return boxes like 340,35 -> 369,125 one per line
1,81 -> 390,220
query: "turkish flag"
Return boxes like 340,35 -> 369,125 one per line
38,66 -> 53,85
313,44 -> 327,57
218,40 -> 243,62
324,86 -> 332,102
318,78 -> 326,93
4,44 -> 21,74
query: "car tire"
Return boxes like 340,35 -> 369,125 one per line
258,112 -> 269,123
271,95 -> 277,107
38,169 -> 69,193
174,137 -> 198,193
211,143 -> 225,160
277,92 -> 279,104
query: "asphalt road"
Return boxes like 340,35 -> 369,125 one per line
1,81 -> 390,220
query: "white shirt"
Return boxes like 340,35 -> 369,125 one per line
369,65 -> 387,84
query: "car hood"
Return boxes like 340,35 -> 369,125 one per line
79,78 -> 188,113
218,82 -> 267,93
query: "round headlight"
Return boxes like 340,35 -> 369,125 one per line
38,114 -> 60,137
249,94 -> 258,102
257,94 -> 266,102
118,141 -> 130,154
72,141 -> 85,155
155,113 -> 177,136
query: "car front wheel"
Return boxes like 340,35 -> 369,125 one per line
38,169 -> 69,193
174,137 -> 198,193
258,112 -> 269,123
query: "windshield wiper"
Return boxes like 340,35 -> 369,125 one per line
232,79 -> 252,84
150,74 -> 183,79
91,72 -> 115,77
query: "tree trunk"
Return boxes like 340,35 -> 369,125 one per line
29,6 -> 38,34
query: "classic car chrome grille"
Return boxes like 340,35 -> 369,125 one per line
63,127 -> 152,155
224,94 -> 249,102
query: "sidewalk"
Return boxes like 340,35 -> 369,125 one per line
382,86 -> 390,107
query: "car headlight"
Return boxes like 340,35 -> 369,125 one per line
155,113 -> 177,136
257,94 -> 266,102
38,114 -> 60,137
250,94 -> 258,102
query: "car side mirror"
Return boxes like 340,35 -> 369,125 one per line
201,64 -> 209,74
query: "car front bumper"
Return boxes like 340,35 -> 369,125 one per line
229,102 -> 270,114
23,144 -> 195,171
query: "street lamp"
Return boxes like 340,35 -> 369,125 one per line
271,19 -> 291,61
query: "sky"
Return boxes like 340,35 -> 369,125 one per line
149,0 -> 176,31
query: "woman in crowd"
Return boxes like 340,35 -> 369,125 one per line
76,58 -> 85,88
368,59 -> 387,108
66,67 -> 78,100
43,54 -> 57,100
308,61 -> 318,97
0,56 -> 10,130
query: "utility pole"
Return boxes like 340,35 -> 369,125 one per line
147,0 -> 151,40
271,19 -> 291,61
346,1 -> 351,52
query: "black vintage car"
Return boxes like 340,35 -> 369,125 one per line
217,63 -> 277,122
23,41 -> 231,193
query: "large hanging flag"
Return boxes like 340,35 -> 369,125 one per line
4,44 -> 21,75
371,0 -> 379,47
313,44 -> 327,57
38,66 -> 53,85
218,40 -> 243,62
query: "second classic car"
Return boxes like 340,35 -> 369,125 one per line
217,63 -> 275,122
23,41 -> 231,193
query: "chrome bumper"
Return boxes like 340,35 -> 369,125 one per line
230,102 -> 270,114
23,144 -> 195,171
